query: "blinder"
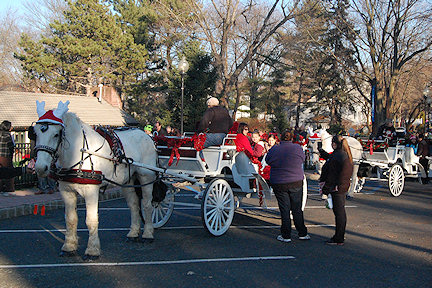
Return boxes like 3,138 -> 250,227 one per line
33,123 -> 64,158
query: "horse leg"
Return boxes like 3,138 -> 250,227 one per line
60,190 -> 78,256
347,164 -> 359,197
123,187 -> 141,240
140,177 -> 154,242
83,186 -> 100,259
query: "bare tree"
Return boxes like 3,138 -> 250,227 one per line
23,0 -> 67,36
162,0 -> 309,108
0,8 -> 22,88
349,0 -> 432,133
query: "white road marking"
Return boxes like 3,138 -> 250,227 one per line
80,205 -> 357,211
0,256 -> 295,269
0,224 -> 334,233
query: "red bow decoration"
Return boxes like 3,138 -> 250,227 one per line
154,134 -> 207,166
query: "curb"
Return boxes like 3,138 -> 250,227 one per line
0,188 -> 123,220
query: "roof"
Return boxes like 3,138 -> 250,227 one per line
0,91 -> 138,129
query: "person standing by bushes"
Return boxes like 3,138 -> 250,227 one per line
320,135 -> 354,245
0,120 -> 15,195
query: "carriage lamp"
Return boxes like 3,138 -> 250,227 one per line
424,87 -> 431,132
178,56 -> 189,135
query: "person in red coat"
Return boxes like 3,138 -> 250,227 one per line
234,123 -> 263,159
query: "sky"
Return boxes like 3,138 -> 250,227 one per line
0,0 -> 26,17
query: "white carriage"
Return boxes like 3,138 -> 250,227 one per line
356,139 -> 430,197
148,134 -> 307,236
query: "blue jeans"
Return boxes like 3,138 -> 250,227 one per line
203,133 -> 226,148
38,176 -> 57,193
272,183 -> 307,239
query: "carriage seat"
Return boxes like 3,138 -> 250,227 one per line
404,146 -> 419,164
233,152 -> 257,176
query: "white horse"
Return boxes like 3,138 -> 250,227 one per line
33,101 -> 157,260
308,129 -> 363,196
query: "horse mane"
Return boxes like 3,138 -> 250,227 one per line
62,112 -> 85,129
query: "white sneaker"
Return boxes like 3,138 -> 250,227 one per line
277,235 -> 291,243
299,234 -> 311,240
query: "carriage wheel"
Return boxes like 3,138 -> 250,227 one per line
302,177 -> 308,211
388,164 -> 404,197
354,178 -> 366,193
201,179 -> 235,236
151,189 -> 175,228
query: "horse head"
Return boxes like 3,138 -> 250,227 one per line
319,128 -> 334,153
34,100 -> 70,177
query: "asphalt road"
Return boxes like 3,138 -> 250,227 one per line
0,179 -> 431,288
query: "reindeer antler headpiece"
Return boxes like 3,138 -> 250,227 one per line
36,100 -> 70,126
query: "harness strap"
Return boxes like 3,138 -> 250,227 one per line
51,168 -> 104,184
102,175 -> 159,188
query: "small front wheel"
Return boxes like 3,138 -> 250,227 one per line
151,189 -> 175,228
201,179 -> 235,236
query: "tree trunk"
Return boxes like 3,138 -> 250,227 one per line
295,73 -> 303,128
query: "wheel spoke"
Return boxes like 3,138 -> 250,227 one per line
221,190 -> 229,204
210,212 -> 218,229
206,207 -> 217,219
222,197 -> 232,206
221,209 -> 229,220
207,195 -> 217,205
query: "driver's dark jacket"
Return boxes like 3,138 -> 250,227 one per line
197,106 -> 233,134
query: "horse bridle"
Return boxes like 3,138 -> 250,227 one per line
34,123 -> 64,160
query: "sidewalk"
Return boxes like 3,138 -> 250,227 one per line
0,186 -> 123,220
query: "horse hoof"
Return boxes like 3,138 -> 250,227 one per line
59,250 -> 77,257
82,254 -> 99,261
126,237 -> 140,243
142,238 -> 154,244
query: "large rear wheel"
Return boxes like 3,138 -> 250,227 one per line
388,164 -> 404,197
201,179 -> 235,236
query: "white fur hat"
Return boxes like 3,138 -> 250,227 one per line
206,97 -> 219,107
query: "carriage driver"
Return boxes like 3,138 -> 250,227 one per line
377,119 -> 396,143
197,97 -> 233,148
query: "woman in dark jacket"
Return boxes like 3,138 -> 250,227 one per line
320,135 -> 353,245
265,130 -> 309,243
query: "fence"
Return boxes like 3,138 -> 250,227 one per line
12,143 -> 37,188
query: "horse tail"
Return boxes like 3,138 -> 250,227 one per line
134,178 -> 146,224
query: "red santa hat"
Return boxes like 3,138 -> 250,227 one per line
36,100 -> 70,126
309,133 -> 320,140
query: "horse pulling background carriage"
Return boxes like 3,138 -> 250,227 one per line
32,100 -> 307,259
308,129 -> 431,198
